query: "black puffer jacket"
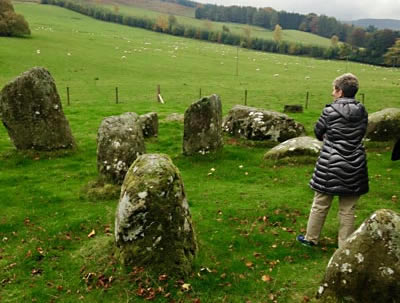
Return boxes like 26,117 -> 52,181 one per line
310,98 -> 369,196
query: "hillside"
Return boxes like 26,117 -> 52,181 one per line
97,1 -> 333,48
1,2 -> 400,303
349,18 -> 400,30
107,0 -> 196,17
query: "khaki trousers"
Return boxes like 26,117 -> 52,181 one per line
305,191 -> 359,248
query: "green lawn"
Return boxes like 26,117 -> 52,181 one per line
0,2 -> 399,302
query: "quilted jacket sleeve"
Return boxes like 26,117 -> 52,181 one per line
314,106 -> 329,141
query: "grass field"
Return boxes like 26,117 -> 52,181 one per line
100,2 -> 334,48
0,2 -> 400,302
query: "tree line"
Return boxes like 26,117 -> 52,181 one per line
195,4 -> 400,66
41,0 -> 400,66
0,0 -> 30,37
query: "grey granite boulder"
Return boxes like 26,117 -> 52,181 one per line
318,209 -> 400,303
183,94 -> 223,155
223,105 -> 305,142
115,154 -> 197,276
0,67 -> 75,150
366,108 -> 400,141
140,112 -> 158,138
264,136 -> 322,160
97,112 -> 145,184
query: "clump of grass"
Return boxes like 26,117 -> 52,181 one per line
81,179 -> 121,201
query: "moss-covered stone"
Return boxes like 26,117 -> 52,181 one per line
0,67 -> 75,151
97,112 -> 145,185
264,136 -> 322,160
223,105 -> 306,142
115,154 -> 197,277
140,112 -> 158,138
318,209 -> 400,303
183,94 -> 223,156
366,108 -> 400,141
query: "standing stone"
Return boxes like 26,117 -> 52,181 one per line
139,112 -> 158,138
115,154 -> 197,276
317,209 -> 400,303
366,108 -> 400,141
223,105 -> 305,142
0,67 -> 75,150
183,94 -> 223,155
97,112 -> 145,184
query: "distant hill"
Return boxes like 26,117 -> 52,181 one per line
349,18 -> 400,30
105,0 -> 196,17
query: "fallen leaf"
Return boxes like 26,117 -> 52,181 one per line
181,283 -> 191,292
158,274 -> 168,281
31,268 -> 42,276
262,275 -> 272,282
87,229 -> 96,238
245,261 -> 253,268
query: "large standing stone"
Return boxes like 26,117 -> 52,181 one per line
115,154 -> 197,276
183,94 -> 223,155
366,108 -> 400,141
97,112 -> 145,184
264,136 -> 322,160
317,209 -> 400,303
139,112 -> 158,138
0,67 -> 75,150
223,105 -> 305,142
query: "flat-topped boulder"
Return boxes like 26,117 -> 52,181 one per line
115,154 -> 197,277
317,209 -> 400,303
223,105 -> 305,142
366,108 -> 400,141
140,112 -> 158,138
264,136 -> 322,160
183,94 -> 223,155
97,112 -> 145,184
0,67 -> 75,150
164,113 -> 184,123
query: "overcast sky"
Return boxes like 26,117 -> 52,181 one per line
195,0 -> 400,21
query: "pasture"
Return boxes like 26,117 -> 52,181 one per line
0,2 -> 399,302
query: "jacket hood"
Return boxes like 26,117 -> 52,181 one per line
331,98 -> 365,122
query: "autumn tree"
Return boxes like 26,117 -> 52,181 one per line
113,4 -> 119,14
331,34 -> 339,47
154,14 -> 169,32
384,39 -> 400,67
242,24 -> 252,47
0,0 -> 30,37
273,24 -> 282,42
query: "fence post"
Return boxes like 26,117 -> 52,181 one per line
305,91 -> 309,109
67,87 -> 70,106
244,89 -> 248,106
115,87 -> 119,104
199,88 -> 202,99
360,93 -> 365,104
157,85 -> 160,101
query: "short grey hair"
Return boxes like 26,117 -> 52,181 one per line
332,73 -> 359,98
